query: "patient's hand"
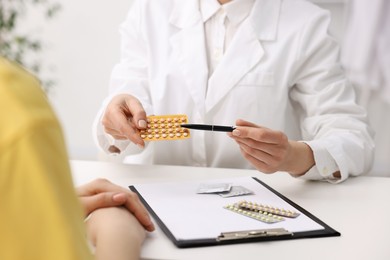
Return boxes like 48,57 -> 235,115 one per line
76,178 -> 155,232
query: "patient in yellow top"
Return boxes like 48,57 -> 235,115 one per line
0,57 -> 154,260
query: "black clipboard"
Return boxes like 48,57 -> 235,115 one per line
129,177 -> 340,248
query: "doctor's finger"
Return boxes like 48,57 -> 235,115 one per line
232,126 -> 283,144
102,105 -> 133,134
240,146 -> 279,173
105,109 -> 145,146
125,96 -> 147,129
233,119 -> 281,143
235,118 -> 261,128
103,126 -> 128,140
233,137 -> 284,156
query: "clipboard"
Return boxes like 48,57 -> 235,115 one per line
129,176 -> 340,248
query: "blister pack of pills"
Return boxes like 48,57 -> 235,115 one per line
237,200 -> 300,218
140,114 -> 191,141
224,200 -> 300,224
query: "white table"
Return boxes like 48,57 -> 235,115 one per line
70,160 -> 390,260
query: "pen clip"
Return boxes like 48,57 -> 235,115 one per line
217,228 -> 292,241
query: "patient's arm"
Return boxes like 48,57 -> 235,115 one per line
85,206 -> 146,260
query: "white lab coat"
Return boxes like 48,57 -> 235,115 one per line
94,0 -> 374,183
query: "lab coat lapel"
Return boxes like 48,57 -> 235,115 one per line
205,0 -> 281,113
169,0 -> 209,115
205,20 -> 264,113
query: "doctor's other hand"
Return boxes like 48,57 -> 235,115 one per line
102,94 -> 147,148
76,178 -> 155,232
228,119 -> 315,176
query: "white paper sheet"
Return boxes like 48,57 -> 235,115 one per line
133,176 -> 324,241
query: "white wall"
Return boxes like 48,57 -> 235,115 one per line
21,0 -> 389,176
29,0 -> 134,160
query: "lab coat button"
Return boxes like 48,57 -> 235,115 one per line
213,49 -> 223,61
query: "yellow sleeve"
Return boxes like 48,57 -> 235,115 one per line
0,58 -> 93,260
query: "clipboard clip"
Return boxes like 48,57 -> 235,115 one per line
217,228 -> 292,241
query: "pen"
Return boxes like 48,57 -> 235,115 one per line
180,124 -> 236,132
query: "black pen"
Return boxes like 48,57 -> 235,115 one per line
180,124 -> 236,132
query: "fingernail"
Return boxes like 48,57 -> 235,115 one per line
112,193 -> 126,202
232,129 -> 241,136
137,143 -> 144,149
146,217 -> 155,231
138,120 -> 147,128
148,223 -> 155,232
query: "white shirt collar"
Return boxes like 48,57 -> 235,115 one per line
200,0 -> 255,25
199,0 -> 221,22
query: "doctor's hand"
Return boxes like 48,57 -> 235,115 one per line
76,178 -> 155,232
228,119 -> 315,176
102,94 -> 147,148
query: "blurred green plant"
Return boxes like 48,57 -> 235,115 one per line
0,0 -> 61,91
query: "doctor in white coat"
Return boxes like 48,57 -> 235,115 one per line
94,0 -> 374,183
